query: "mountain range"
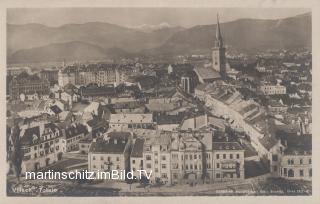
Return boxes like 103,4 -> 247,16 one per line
7,13 -> 311,63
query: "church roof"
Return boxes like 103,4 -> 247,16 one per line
194,67 -> 221,80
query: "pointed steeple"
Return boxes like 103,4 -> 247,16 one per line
215,13 -> 223,48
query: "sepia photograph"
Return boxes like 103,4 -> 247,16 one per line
4,3 -> 315,199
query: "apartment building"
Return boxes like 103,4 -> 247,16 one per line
9,123 -> 64,174
212,136 -> 245,181
62,124 -> 88,152
142,133 -> 171,184
170,130 -> 214,185
130,138 -> 145,178
260,84 -> 286,95
88,132 -> 133,177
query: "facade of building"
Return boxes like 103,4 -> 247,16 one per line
170,130 -> 214,185
260,84 -> 286,95
62,124 -> 88,152
130,138 -> 145,178
88,132 -> 133,177
9,123 -> 64,174
279,154 -> 312,181
9,72 -> 50,100
142,133 -> 172,184
212,140 -> 245,181
40,69 -> 59,85
58,64 -> 138,88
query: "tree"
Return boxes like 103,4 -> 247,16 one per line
10,125 -> 23,182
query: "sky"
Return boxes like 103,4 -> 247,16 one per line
7,8 -> 310,28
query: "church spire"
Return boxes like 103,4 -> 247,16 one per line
215,13 -> 223,48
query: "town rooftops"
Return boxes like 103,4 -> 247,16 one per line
130,138 -> 145,158
89,132 -> 130,154
212,142 -> 244,151
64,124 -> 87,139
155,114 -> 184,125
284,134 -> 312,155
109,113 -> 153,124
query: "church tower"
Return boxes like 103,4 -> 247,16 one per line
212,14 -> 226,79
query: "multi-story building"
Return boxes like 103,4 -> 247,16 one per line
278,134 -> 312,181
8,123 -> 64,174
9,72 -> 50,100
109,113 -> 154,132
130,138 -> 145,178
212,136 -> 245,181
40,69 -> 59,85
58,64 -> 138,87
142,133 -> 171,184
170,130 -> 214,185
62,124 -> 88,152
260,84 -> 286,95
7,66 -> 32,76
88,132 -> 133,177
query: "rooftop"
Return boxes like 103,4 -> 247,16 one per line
130,138 -> 145,158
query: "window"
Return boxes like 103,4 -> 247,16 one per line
194,155 -> 197,159
154,152 -> 158,156
236,154 -> 240,159
116,157 -> 119,161
230,154 -> 233,159
217,163 -> 220,168
146,163 -> 151,168
161,173 -> 167,178
300,159 -> 303,165
195,164 -> 198,170
155,159 -> 158,164
100,156 -> 104,161
223,154 -> 226,159
300,170 -> 304,177
34,146 -> 37,150
155,168 -> 158,173
146,155 -> 151,160
132,160 -> 135,164
190,164 -> 193,170
185,155 -> 188,160
309,169 -> 312,177
216,173 -> 220,178
309,158 -> 312,164
216,154 -> 219,159
161,156 -> 166,161
283,168 -> 287,176
161,164 -> 166,169
93,156 -> 96,160
272,154 -> 278,161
